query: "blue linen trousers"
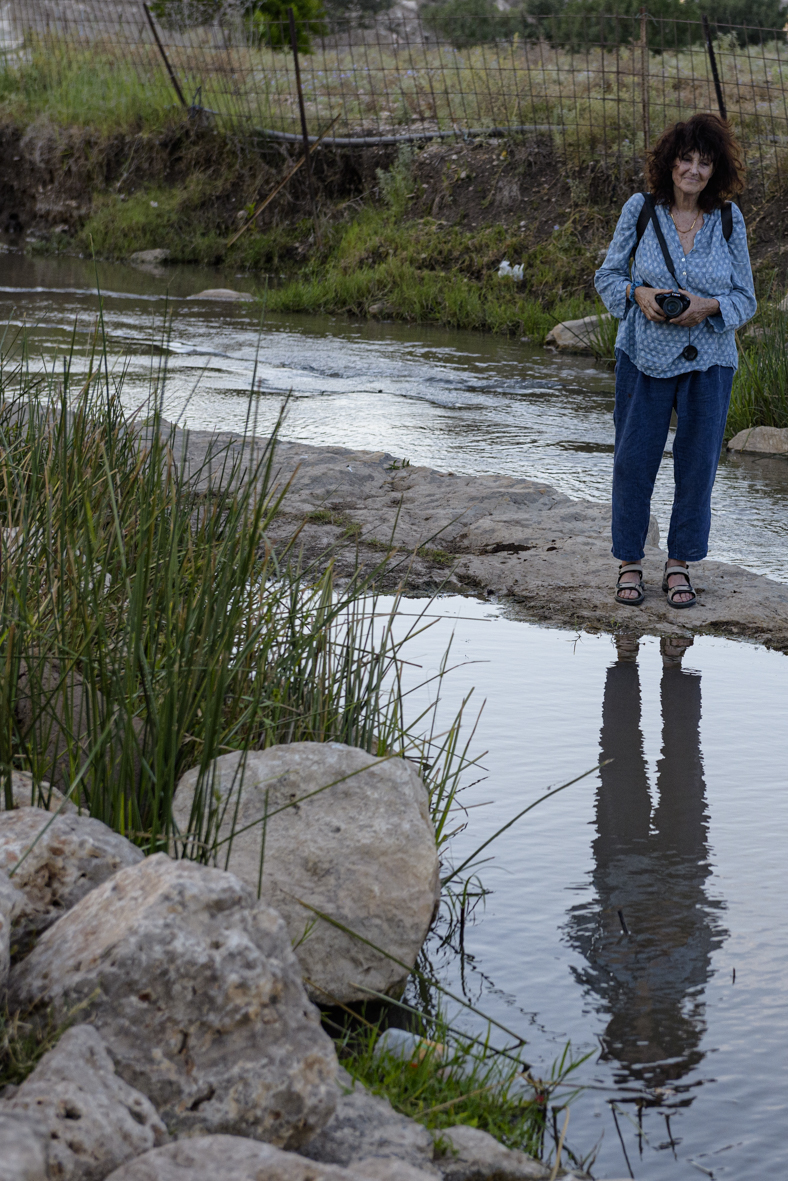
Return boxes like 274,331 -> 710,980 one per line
612,349 -> 734,562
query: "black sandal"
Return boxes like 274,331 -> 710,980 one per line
615,562 -> 645,607
662,562 -> 697,609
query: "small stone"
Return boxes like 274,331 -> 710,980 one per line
128,249 -> 170,264
172,742 -> 440,1004
0,1111 -> 48,1181
8,1024 -> 168,1181
186,288 -> 253,301
0,808 -> 143,949
8,854 -> 338,1148
432,1125 -> 549,1181
726,425 -> 788,454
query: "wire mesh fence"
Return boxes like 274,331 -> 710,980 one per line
2,1 -> 788,187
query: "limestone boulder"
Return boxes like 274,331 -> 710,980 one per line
8,1024 -> 167,1181
727,425 -> 788,454
432,1126 -> 550,1181
0,1111 -> 48,1181
1,868 -> 27,990
302,1067 -> 438,1174
544,313 -> 612,353
8,854 -> 338,1148
129,249 -> 170,265
172,742 -> 441,1004
14,659 -> 145,797
186,288 -> 253,301
2,770 -> 74,813
103,1136 -> 437,1181
0,808 -> 143,950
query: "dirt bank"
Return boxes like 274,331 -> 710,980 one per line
3,117 -> 788,301
170,424 -> 788,652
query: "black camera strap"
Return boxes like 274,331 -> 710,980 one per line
636,192 -> 679,286
633,193 -> 698,362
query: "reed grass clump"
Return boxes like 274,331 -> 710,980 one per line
726,301 -> 788,438
0,324 -> 469,854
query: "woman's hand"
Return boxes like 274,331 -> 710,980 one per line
632,286 -> 670,322
671,291 -> 720,327
632,286 -> 720,327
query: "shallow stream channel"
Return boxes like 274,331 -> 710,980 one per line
3,250 -> 788,1179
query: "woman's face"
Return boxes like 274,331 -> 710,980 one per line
672,150 -> 714,200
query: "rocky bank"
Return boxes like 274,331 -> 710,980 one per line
0,763 -> 590,1181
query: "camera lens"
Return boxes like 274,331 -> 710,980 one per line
662,295 -> 683,317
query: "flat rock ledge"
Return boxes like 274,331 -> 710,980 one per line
165,424 -> 788,653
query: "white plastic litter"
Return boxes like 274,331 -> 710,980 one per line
497,260 -> 524,280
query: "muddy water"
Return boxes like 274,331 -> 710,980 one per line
3,250 -> 788,1177
387,599 -> 788,1180
1,248 -> 788,582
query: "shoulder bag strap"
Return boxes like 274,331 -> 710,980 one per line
641,192 -> 679,286
631,193 -> 651,262
721,201 -> 733,241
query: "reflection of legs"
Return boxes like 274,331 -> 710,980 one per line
653,660 -> 707,863
597,644 -> 650,854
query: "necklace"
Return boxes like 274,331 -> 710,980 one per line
670,207 -> 701,234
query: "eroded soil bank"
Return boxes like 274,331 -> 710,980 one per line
172,423 -> 788,651
3,116 -> 788,335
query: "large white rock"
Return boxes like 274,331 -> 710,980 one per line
0,808 -> 143,949
432,1126 -> 549,1181
0,1111 -> 48,1181
727,425 -> 788,454
103,1135 -> 437,1181
172,742 -> 441,1004
8,854 -> 338,1148
8,1024 -> 168,1181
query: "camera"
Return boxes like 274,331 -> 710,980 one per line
655,291 -> 691,319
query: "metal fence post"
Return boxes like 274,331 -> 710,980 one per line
702,14 -> 728,120
640,7 -> 650,157
287,7 -> 320,246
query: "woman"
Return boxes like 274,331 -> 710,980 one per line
595,113 -> 756,608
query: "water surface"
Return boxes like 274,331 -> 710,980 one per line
2,248 -> 787,582
386,599 -> 788,1180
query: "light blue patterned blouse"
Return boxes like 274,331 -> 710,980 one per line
594,193 -> 756,378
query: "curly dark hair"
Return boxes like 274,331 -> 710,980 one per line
646,114 -> 745,211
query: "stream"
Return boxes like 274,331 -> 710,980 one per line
2,248 -> 787,1178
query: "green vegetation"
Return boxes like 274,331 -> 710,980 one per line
336,1008 -> 590,1170
727,300 -> 788,439
0,43 -> 174,133
0,331 -> 472,846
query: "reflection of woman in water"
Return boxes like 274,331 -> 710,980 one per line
566,635 -> 727,1090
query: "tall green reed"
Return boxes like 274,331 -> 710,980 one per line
727,301 -> 788,438
0,326 -> 473,857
